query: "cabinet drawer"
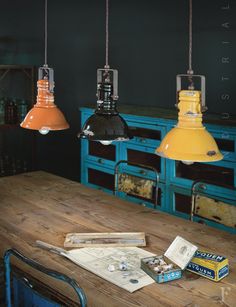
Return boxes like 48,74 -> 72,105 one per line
121,144 -> 165,181
170,160 -> 236,196
168,185 -> 236,234
127,121 -> 166,148
81,162 -> 115,193
81,139 -> 118,168
168,185 -> 192,218
118,163 -> 159,182
117,182 -> 166,210
208,129 -> 236,162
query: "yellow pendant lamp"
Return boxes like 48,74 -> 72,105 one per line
21,0 -> 69,135
156,89 -> 223,163
156,0 -> 223,164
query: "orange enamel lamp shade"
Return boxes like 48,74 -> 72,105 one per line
21,79 -> 69,131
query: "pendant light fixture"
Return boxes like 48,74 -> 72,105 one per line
78,0 -> 131,145
155,0 -> 223,164
21,0 -> 69,135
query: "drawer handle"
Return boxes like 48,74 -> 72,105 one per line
199,184 -> 207,190
139,138 -> 147,143
221,133 -> 230,139
139,170 -> 147,175
97,158 -> 103,164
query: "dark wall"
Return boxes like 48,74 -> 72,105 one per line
0,0 -> 235,180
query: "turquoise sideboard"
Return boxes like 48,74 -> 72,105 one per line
80,106 -> 236,233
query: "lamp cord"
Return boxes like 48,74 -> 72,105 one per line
44,0 -> 48,66
188,0 -> 193,75
188,0 -> 194,89
105,0 -> 110,69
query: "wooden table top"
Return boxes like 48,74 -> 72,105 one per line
0,171 -> 235,307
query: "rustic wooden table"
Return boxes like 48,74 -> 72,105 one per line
0,171 -> 235,306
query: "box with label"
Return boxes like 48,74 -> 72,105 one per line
141,236 -> 198,283
187,250 -> 229,281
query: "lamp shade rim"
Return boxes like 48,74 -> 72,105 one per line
155,126 -> 223,163
155,148 -> 223,162
20,106 -> 69,131
78,113 -> 132,141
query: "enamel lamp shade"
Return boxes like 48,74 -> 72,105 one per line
21,79 -> 69,134
79,112 -> 130,143
156,90 -> 223,164
78,69 -> 131,144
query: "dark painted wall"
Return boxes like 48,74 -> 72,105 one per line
0,0 -> 235,180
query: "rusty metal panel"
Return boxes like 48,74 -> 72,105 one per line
118,173 -> 154,200
195,195 -> 236,228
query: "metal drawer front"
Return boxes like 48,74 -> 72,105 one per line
176,162 -> 234,187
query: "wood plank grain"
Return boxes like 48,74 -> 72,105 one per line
0,171 -> 235,307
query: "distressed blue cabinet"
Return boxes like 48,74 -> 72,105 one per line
80,106 -> 236,233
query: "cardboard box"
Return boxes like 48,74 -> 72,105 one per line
141,236 -> 198,283
187,250 -> 229,281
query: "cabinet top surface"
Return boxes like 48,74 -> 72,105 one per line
0,171 -> 235,306
0,64 -> 34,69
80,104 -> 236,127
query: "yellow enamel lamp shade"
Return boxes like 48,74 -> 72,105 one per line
156,90 -> 223,163
21,79 -> 69,132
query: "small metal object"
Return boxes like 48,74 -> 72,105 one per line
122,272 -> 130,277
119,261 -> 128,271
154,259 -> 160,265
162,264 -> 173,272
129,279 -> 139,284
176,74 -> 206,112
159,259 -> 166,266
97,68 -> 118,101
107,264 -> 116,272
221,113 -> 230,120
207,150 -> 216,156
38,65 -> 54,93
153,266 -> 162,272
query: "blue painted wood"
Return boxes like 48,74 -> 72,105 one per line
80,107 -> 236,233
4,249 -> 87,307
168,184 -> 236,234
13,276 -> 60,307
120,142 -> 166,181
169,159 -> 236,195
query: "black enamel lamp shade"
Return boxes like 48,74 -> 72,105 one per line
78,71 -> 132,143
79,112 -> 131,141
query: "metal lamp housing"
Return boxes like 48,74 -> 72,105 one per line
78,68 -> 131,142
20,66 -> 69,133
156,74 -> 223,163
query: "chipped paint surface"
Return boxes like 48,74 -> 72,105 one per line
118,173 -> 154,200
195,195 -> 236,228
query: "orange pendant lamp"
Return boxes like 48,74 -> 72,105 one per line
21,0 -> 69,135
155,0 -> 223,164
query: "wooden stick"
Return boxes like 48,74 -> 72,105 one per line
36,240 -> 68,255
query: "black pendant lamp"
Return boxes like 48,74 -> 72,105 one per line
78,0 -> 131,145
